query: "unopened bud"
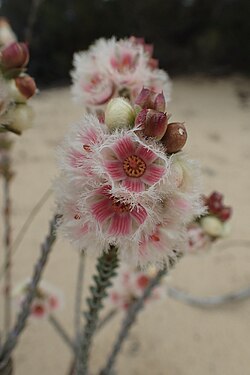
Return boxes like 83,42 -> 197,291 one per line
105,97 -> 135,131
0,17 -> 17,46
200,216 -> 224,237
135,88 -> 166,112
140,109 -> 168,140
15,75 -> 36,99
8,104 -> 34,133
161,122 -> 187,153
0,42 -> 29,70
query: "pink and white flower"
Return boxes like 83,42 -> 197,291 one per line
13,280 -> 63,320
102,134 -> 166,192
71,37 -> 171,111
108,264 -> 165,310
55,89 -> 203,268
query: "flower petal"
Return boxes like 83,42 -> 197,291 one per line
112,135 -> 135,161
108,213 -> 132,236
141,164 -> 165,185
135,144 -> 158,165
91,198 -> 114,223
130,205 -> 147,225
104,160 -> 126,180
122,178 -> 145,192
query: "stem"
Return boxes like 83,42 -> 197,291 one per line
74,252 -> 85,342
167,285 -> 250,307
0,357 -> 13,375
0,188 -> 52,281
99,258 -> 176,375
76,246 -> 119,375
48,315 -> 75,352
2,174 -> 12,339
0,214 -> 59,364
96,309 -> 118,332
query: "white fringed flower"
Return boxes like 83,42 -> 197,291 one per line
71,37 -> 171,111
55,89 -> 203,268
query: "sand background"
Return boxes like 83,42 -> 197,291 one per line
1,77 -> 250,375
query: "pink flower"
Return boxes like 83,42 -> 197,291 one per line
71,37 -> 171,111
102,134 -> 166,192
90,185 -> 147,236
13,280 -> 63,320
59,114 -> 107,175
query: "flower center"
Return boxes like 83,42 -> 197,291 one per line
111,199 -> 131,214
123,155 -> 146,178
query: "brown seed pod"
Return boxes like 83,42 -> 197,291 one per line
161,122 -> 187,153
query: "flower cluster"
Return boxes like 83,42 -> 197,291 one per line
187,191 -> 232,253
71,37 -> 171,112
13,280 -> 63,320
55,87 -> 203,268
108,264 -> 164,310
0,26 -> 36,135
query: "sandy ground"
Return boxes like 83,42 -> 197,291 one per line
1,77 -> 250,375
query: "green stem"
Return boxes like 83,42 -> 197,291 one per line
76,246 -> 119,375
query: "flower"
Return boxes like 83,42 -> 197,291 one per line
183,191 -> 232,254
13,280 -> 63,320
71,37 -> 171,111
108,264 -> 164,310
89,185 -> 147,236
101,134 -> 167,193
55,89 -> 203,268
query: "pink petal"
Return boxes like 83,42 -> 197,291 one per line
141,164 -> 165,185
122,178 -> 145,192
104,160 -> 126,180
113,136 -> 135,161
91,198 -> 114,223
130,205 -> 147,225
69,149 -> 85,168
108,213 -> 132,236
135,144 -> 158,165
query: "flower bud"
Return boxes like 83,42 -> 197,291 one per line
15,75 -> 36,99
8,104 -> 34,133
135,88 -> 166,112
217,206 -> 232,222
0,42 -> 29,70
161,122 -> 187,153
105,97 -> 135,131
139,109 -> 168,140
0,17 -> 17,47
200,216 -> 224,237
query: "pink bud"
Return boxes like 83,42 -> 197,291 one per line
139,109 -> 168,140
1,42 -> 29,69
217,207 -> 232,222
135,87 -> 166,111
161,122 -> 187,153
15,75 -> 36,99
154,92 -> 165,112
148,58 -> 159,69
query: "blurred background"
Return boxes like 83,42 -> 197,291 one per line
1,1 -> 250,375
0,0 -> 250,85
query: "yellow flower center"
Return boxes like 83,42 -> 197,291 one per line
123,155 -> 146,178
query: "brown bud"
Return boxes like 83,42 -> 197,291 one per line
0,42 -> 29,70
15,75 -> 36,99
161,122 -> 187,153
